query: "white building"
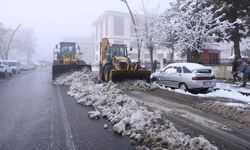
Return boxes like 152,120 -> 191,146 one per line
92,10 -> 167,64
92,10 -> 137,64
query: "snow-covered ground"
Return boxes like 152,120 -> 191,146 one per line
160,82 -> 250,105
53,69 -> 217,150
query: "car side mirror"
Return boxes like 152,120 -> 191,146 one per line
55,45 -> 58,49
130,47 -> 133,51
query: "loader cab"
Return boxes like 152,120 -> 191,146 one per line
108,44 -> 127,58
60,42 -> 76,55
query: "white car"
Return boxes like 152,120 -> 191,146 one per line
0,60 -> 12,78
150,63 -> 216,92
3,60 -> 21,73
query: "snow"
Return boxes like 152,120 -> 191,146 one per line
168,63 -> 210,71
216,82 -> 250,94
198,89 -> 250,104
224,102 -> 248,108
104,124 -> 108,129
54,69 -> 217,150
88,111 -> 101,119
159,82 -> 250,105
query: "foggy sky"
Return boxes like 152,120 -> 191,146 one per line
0,0 -> 175,61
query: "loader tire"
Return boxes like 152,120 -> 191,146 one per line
104,65 -> 111,83
99,66 -> 104,81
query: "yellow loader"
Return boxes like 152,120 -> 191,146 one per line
52,42 -> 91,80
99,38 -> 150,82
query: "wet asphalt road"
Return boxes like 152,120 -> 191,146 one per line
0,67 -> 134,150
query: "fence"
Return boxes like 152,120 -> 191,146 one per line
165,58 -> 250,66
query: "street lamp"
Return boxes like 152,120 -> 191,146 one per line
121,0 -> 141,64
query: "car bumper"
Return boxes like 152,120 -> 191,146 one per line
188,80 -> 217,89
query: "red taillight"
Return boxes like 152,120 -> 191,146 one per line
192,76 -> 215,80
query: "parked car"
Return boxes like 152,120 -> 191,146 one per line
3,60 -> 21,74
150,63 -> 216,92
0,60 -> 12,78
20,64 -> 37,71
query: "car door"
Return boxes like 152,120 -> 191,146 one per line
156,67 -> 169,85
171,66 -> 183,88
161,66 -> 178,87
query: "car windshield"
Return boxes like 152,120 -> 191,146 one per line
60,43 -> 76,55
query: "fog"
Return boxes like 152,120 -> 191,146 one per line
0,0 -> 174,62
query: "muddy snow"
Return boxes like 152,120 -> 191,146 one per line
54,69 -> 217,150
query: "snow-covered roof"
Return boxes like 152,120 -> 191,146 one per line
204,43 -> 223,51
168,63 -> 210,70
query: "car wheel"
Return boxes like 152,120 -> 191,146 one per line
179,83 -> 188,91
151,77 -> 157,83
3,70 -> 8,78
200,88 -> 209,93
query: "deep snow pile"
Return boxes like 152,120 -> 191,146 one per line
54,69 -> 217,150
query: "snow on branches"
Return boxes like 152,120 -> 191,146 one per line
158,0 -> 234,61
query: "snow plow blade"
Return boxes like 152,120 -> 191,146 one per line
111,70 -> 151,82
52,64 -> 91,80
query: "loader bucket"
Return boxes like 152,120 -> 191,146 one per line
52,63 -> 91,80
110,70 -> 151,82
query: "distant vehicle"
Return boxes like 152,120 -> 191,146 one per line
150,63 -> 216,92
3,60 -> 21,73
20,64 -> 37,71
0,60 -> 12,78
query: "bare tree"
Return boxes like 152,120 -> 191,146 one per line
11,28 -> 36,63
140,0 -> 160,72
0,24 -> 21,60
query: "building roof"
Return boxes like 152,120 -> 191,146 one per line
92,10 -> 130,26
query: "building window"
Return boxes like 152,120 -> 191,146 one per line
208,53 -> 218,64
113,16 -> 124,36
105,17 -> 109,36
100,22 -> 103,39
113,40 -> 124,45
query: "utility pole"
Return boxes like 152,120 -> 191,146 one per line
120,0 -> 141,64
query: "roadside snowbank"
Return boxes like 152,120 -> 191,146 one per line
54,69 -> 217,150
159,84 -> 250,104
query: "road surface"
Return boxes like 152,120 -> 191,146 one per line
0,67 -> 134,150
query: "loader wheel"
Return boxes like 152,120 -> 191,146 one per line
104,65 -> 111,83
99,66 -> 104,81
